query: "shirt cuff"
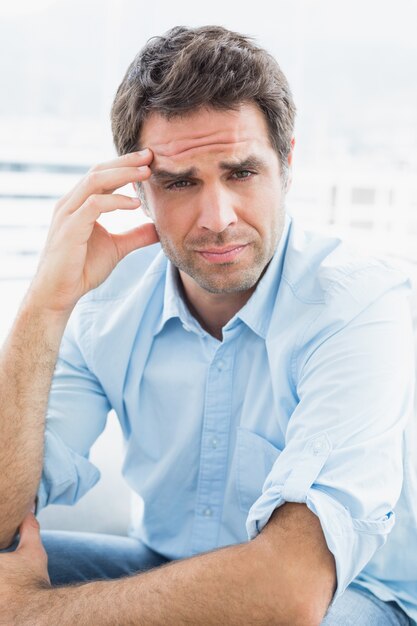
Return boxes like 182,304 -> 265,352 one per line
246,484 -> 395,603
36,428 -> 101,512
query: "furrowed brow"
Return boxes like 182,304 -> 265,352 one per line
150,156 -> 266,184
151,167 -> 198,183
218,156 -> 267,171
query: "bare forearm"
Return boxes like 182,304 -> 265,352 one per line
18,538 -> 321,626
0,152 -> 158,549
0,296 -> 70,547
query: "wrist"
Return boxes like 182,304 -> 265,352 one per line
13,292 -> 73,349
21,290 -> 74,328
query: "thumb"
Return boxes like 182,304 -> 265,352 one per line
113,222 -> 160,260
16,512 -> 46,561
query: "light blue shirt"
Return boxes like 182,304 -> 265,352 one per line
38,214 -> 417,621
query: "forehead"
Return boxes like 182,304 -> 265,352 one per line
139,103 -> 274,167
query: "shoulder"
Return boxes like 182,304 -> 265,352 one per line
266,219 -> 414,387
266,219 -> 413,357
281,219 -> 410,314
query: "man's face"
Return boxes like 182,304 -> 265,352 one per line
139,103 -> 290,295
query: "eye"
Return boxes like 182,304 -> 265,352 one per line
231,170 -> 255,181
166,180 -> 193,191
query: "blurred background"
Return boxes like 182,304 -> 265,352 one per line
2,0 -> 417,328
1,0 -> 416,532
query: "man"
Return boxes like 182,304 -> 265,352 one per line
0,25 -> 416,625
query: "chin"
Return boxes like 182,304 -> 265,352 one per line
190,266 -> 265,295
160,237 -> 272,294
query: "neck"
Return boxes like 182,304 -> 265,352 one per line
178,271 -> 255,340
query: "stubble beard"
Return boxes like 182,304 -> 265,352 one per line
155,214 -> 285,295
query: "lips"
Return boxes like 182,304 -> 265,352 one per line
196,244 -> 248,263
197,245 -> 245,254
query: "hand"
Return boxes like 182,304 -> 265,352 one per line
28,149 -> 159,315
0,513 -> 50,625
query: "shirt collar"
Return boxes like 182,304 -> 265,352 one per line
235,213 -> 291,339
153,260 -> 195,336
154,213 -> 292,339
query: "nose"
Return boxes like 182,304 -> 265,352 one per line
196,184 -> 238,233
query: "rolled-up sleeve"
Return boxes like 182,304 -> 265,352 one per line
246,285 -> 414,602
37,303 -> 111,511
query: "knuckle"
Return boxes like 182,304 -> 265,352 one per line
86,170 -> 99,187
86,194 -> 100,209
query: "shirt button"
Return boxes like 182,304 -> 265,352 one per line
203,507 -> 213,517
211,437 -> 219,449
216,359 -> 225,371
312,436 -> 330,456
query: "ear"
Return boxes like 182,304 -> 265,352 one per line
142,194 -> 152,218
287,136 -> 295,167
285,137 -> 295,192
132,182 -> 152,219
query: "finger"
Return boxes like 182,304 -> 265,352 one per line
54,149 -> 153,212
44,194 -> 144,262
59,166 -> 152,216
16,513 -> 47,561
45,194 -> 141,249
67,193 -> 142,234
89,148 -> 153,173
112,223 -> 160,261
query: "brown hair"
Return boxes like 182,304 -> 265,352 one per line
111,25 -> 296,170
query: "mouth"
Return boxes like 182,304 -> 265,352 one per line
196,244 -> 248,264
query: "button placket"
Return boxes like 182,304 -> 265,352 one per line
190,343 -> 235,554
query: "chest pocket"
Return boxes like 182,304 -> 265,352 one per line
236,427 -> 282,513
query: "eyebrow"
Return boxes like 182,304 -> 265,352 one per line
150,155 -> 267,184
